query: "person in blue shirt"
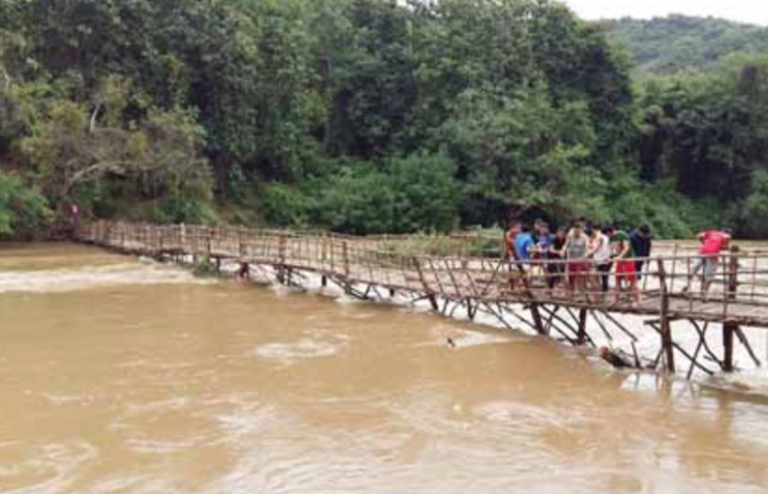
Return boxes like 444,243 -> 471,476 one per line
515,225 -> 535,261
532,222 -> 554,287
534,222 -> 554,257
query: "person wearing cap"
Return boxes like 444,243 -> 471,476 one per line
685,228 -> 733,298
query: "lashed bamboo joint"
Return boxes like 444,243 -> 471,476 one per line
75,221 -> 768,379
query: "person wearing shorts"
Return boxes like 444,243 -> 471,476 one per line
686,229 -> 732,297
613,230 -> 639,304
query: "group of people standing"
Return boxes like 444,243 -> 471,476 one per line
505,219 -> 736,303
504,219 -> 652,303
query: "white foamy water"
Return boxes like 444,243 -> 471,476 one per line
0,262 -> 205,294
255,338 -> 347,365
0,442 -> 98,494
719,368 -> 768,394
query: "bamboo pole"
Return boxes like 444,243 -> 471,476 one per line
658,258 -> 675,373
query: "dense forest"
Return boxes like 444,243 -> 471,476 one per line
1,0 -> 767,239
606,15 -> 768,75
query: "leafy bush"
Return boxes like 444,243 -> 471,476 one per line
259,183 -> 311,229
0,171 -> 52,238
310,154 -> 461,235
311,163 -> 395,234
153,197 -> 219,225
605,177 -> 721,239
729,169 -> 768,238
380,232 -> 503,258
387,155 -> 462,233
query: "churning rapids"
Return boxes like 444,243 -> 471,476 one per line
2,243 -> 768,494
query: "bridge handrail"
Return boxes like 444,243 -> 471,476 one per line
74,220 -> 768,322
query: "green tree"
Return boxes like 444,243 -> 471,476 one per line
0,170 -> 51,238
309,154 -> 460,234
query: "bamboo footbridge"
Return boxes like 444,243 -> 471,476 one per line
76,221 -> 768,379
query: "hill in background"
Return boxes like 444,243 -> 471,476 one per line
604,15 -> 768,75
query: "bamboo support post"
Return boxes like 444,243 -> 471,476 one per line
735,328 -> 762,368
414,258 -> 439,311
722,247 -> 741,372
577,308 -> 588,346
723,322 -> 736,372
669,244 -> 679,293
657,259 -> 675,373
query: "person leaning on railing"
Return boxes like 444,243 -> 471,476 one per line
587,225 -> 613,295
503,221 -> 525,292
683,228 -> 733,297
547,227 -> 568,292
612,229 -> 640,304
630,226 -> 653,280
530,222 -> 554,286
504,222 -> 522,261
563,221 -> 589,296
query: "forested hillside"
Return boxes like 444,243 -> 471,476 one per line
1,1 -> 768,239
606,15 -> 768,75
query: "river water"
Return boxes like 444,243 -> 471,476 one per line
2,243 -> 768,493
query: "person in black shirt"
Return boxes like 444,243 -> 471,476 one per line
630,226 -> 652,279
547,227 -> 568,291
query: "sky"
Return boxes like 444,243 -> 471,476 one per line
562,0 -> 768,26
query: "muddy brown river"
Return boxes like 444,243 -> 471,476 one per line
2,243 -> 768,493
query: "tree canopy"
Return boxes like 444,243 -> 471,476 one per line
0,2 -> 765,239
605,15 -> 768,76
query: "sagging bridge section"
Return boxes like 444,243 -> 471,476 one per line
75,221 -> 768,379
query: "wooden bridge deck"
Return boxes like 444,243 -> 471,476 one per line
75,221 -> 768,377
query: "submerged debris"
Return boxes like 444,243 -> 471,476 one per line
600,347 -> 635,370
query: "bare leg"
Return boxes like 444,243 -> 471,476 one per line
614,277 -> 623,304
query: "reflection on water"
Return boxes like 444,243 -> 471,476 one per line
1,244 -> 768,493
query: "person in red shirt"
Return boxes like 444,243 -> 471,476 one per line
685,229 -> 733,297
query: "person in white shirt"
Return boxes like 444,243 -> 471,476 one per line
587,225 -> 613,297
